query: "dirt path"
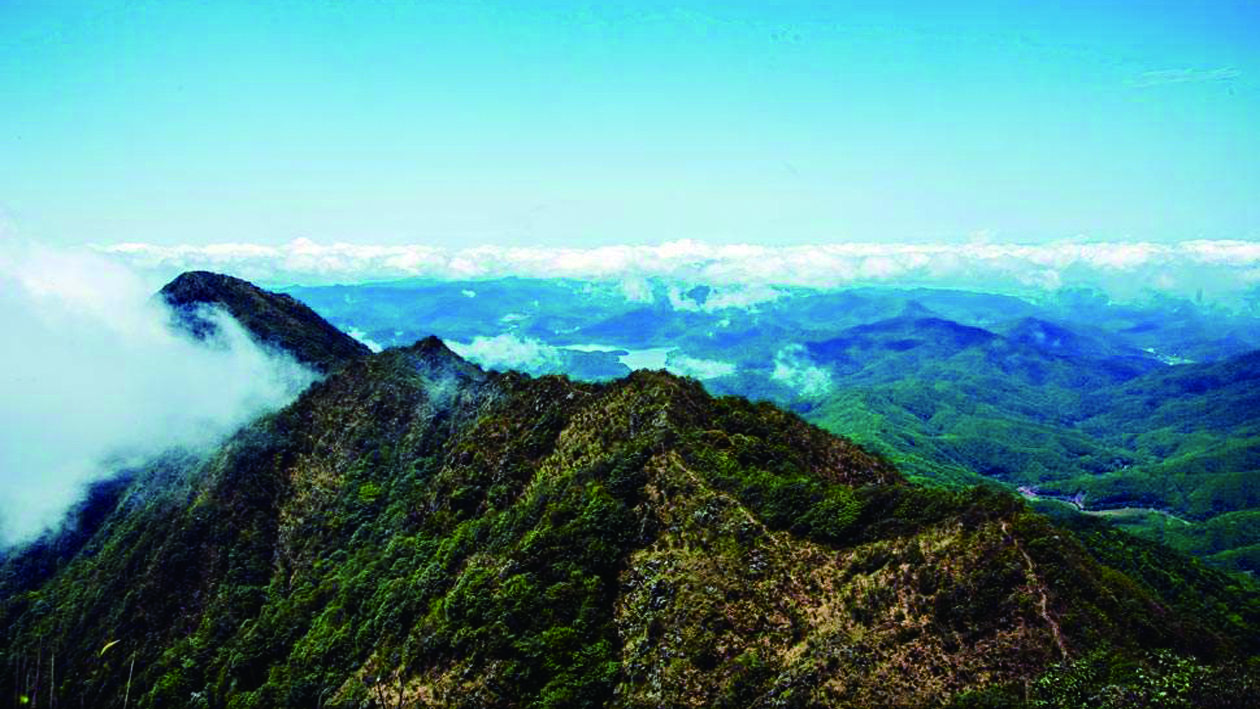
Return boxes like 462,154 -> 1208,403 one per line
1001,521 -> 1069,660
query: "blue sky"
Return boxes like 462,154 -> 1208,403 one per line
2,0 -> 1258,248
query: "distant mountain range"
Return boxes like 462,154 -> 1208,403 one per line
1,273 -> 1256,707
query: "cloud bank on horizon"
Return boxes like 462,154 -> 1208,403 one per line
0,244 -> 316,545
102,238 -> 1260,305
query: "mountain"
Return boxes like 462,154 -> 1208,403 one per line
1021,351 -> 1260,572
161,270 -> 371,373
1,274 -> 1257,708
1046,290 -> 1260,363
802,314 -> 1163,393
788,315 -> 1158,493
792,316 -> 1260,571
999,317 -> 1150,360
807,316 -> 999,365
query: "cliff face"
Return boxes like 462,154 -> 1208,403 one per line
0,277 -> 1256,708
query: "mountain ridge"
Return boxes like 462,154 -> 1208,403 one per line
1,272 -> 1256,707
161,270 -> 371,373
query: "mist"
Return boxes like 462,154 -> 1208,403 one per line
448,333 -> 564,374
0,244 -> 316,546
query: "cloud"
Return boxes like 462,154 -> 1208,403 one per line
618,276 -> 655,303
447,333 -> 563,374
704,284 -> 785,311
346,326 -> 385,353
771,345 -> 832,397
100,238 -> 1260,305
666,283 -> 785,312
665,355 -> 736,380
0,244 -> 316,545
1131,67 -> 1240,88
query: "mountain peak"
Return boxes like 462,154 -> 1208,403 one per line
408,334 -> 456,355
161,270 -> 259,298
160,270 -> 370,373
898,299 -> 937,318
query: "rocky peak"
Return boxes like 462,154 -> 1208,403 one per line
160,270 -> 370,373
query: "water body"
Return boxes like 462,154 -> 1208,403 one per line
564,343 -> 674,371
619,347 -> 675,371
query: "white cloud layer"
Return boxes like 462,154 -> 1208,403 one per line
771,345 -> 833,397
101,238 -> 1260,304
346,326 -> 385,353
0,244 -> 316,545
447,333 -> 563,373
666,283 -> 785,312
666,355 -> 737,380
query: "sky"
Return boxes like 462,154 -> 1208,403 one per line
2,0 -> 1259,250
